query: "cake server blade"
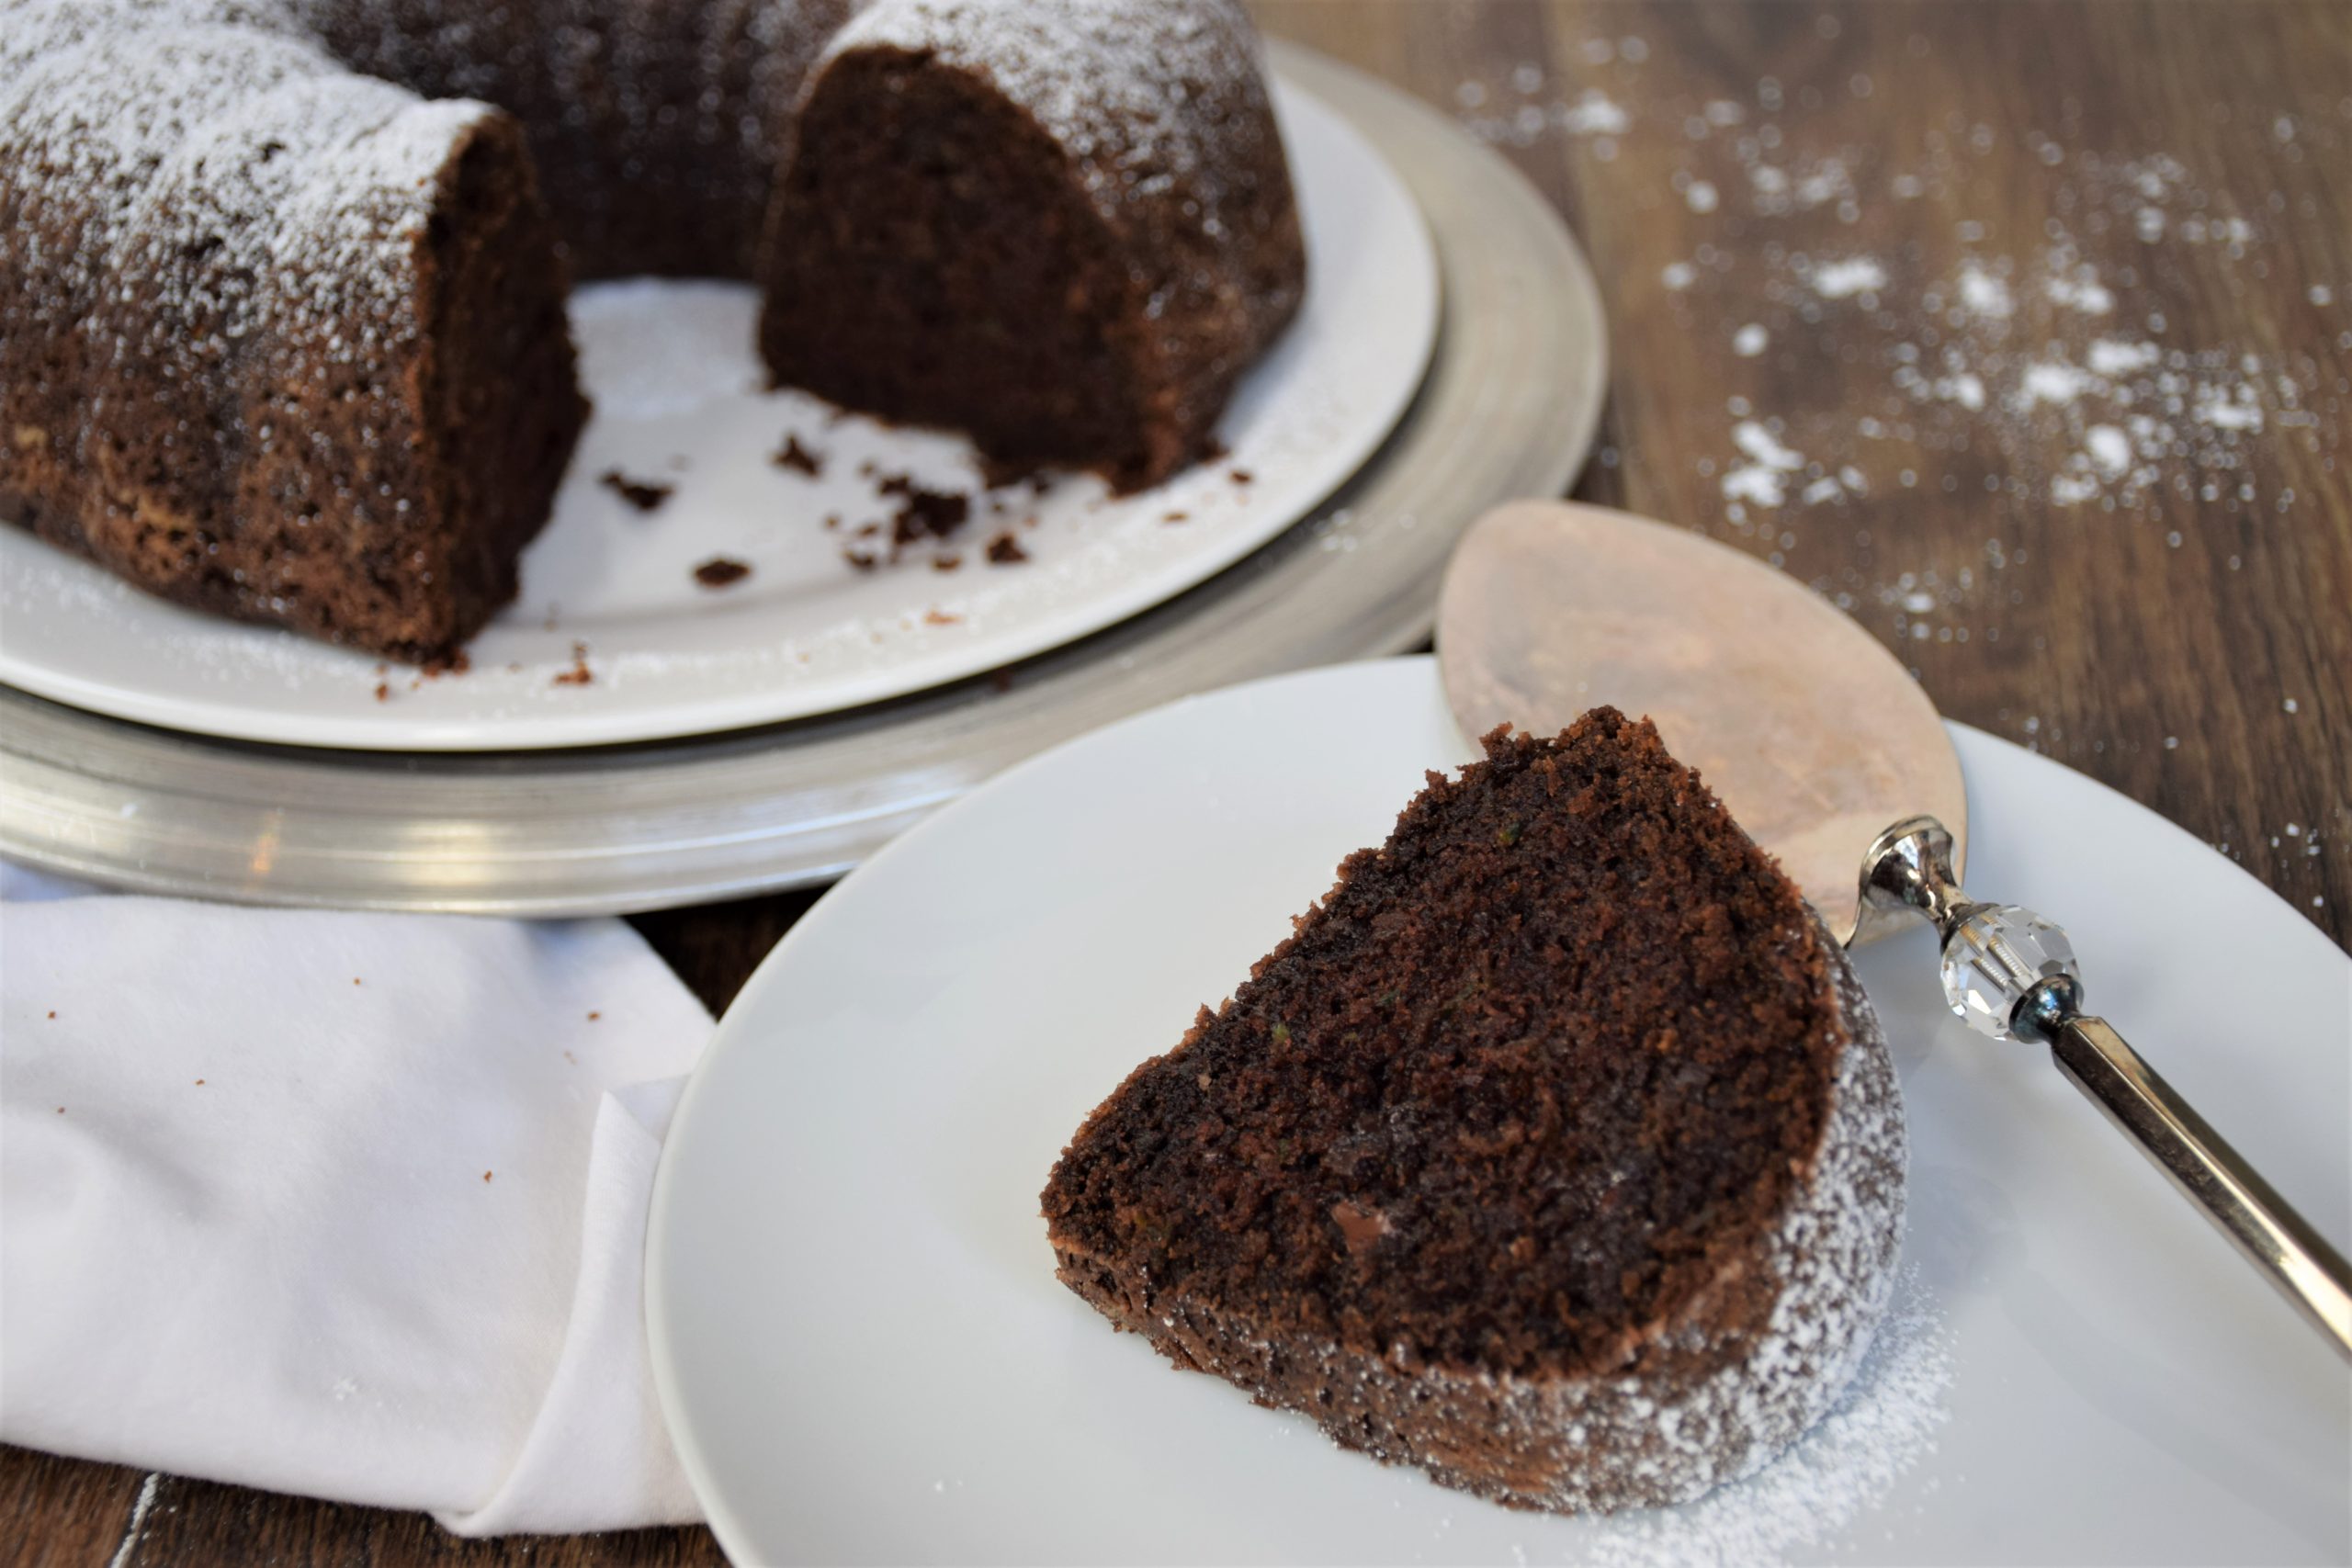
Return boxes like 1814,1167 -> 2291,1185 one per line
1436,500 -> 1964,947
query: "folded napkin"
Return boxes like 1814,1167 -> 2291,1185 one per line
0,863 -> 713,1535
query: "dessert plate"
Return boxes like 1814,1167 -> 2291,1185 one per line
0,76 -> 1435,751
648,657 -> 2350,1566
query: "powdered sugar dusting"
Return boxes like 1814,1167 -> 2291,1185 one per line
1584,1267 -> 1952,1568
1805,256 -> 1889,300
3,1 -> 478,342
823,0 -> 1281,237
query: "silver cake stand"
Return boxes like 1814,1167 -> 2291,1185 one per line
0,43 -> 1608,915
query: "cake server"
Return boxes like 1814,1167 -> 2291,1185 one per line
1435,500 -> 2352,1360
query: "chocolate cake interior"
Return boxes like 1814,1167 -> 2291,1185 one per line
1044,708 -> 1845,1380
406,125 -> 589,654
758,51 -> 1152,491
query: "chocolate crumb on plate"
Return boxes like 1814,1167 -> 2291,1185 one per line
987,532 -> 1030,565
1229,467 -> 1254,486
600,469 -> 674,513
933,553 -> 964,571
694,557 -> 752,589
1163,510 -> 1189,524
876,472 -> 972,557
773,434 -> 824,477
552,641 -> 594,686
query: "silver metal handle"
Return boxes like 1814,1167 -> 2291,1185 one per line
1859,816 -> 2352,1362
2049,1014 -> 2352,1356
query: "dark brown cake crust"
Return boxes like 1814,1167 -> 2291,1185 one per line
1042,710 -> 1905,1513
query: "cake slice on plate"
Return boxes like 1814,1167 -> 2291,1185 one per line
1041,708 -> 1905,1514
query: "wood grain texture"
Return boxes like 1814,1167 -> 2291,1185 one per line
8,4 -> 2346,1563
1259,0 -> 2348,950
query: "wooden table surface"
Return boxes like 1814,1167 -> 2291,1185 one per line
8,3 -> 2346,1563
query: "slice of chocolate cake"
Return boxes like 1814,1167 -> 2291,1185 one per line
1041,709 -> 1905,1514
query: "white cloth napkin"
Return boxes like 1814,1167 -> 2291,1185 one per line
0,863 -> 713,1535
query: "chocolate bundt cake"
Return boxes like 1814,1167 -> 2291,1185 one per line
0,0 -> 1305,660
1041,710 -> 1906,1514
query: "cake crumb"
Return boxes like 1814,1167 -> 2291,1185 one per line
1163,510 -> 1190,524
843,548 -> 880,572
587,1010 -> 601,1021
374,682 -> 390,702
987,532 -> 1030,565
933,552 -> 964,571
694,557 -> 752,589
600,469 -> 674,513
877,473 -> 972,556
923,607 -> 961,626
482,1171 -> 493,1182
1230,468 -> 1255,486
772,434 -> 824,477
553,642 -> 594,686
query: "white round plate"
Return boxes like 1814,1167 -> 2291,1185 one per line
649,657 -> 2349,1565
0,77 -> 1435,751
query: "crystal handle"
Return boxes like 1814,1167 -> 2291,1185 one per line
1857,817 -> 2352,1362
2049,1015 -> 2352,1354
